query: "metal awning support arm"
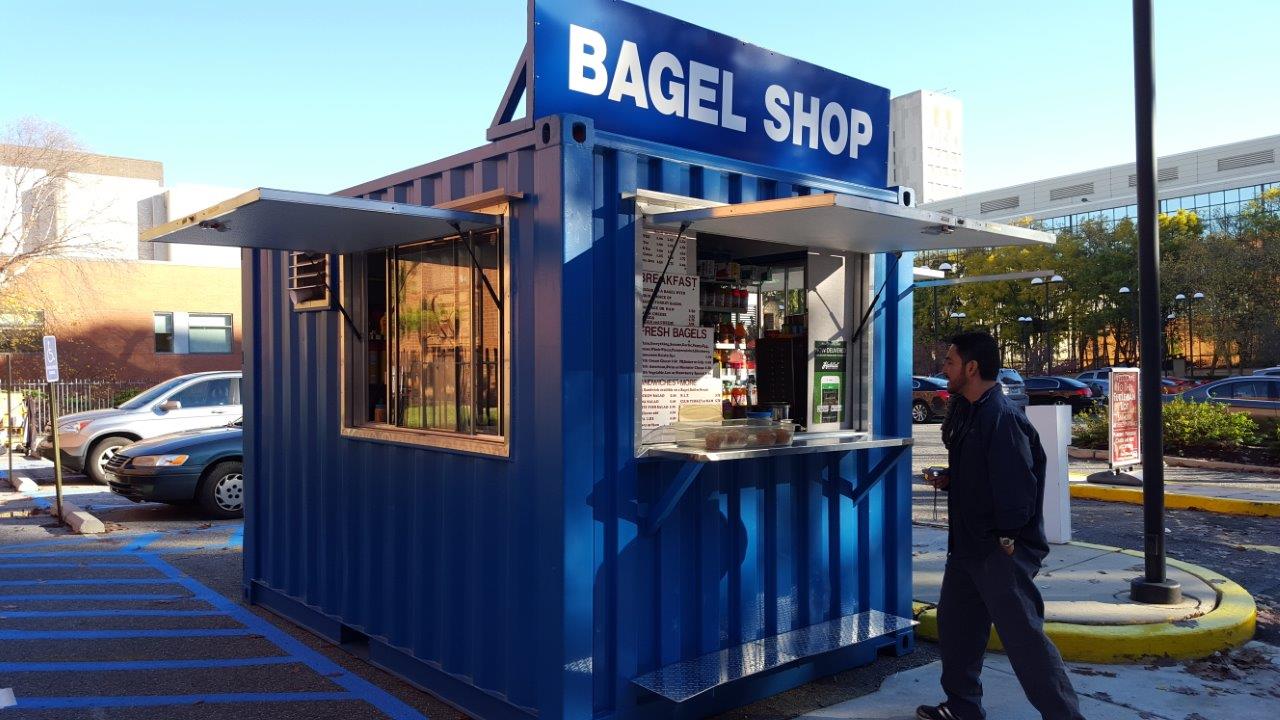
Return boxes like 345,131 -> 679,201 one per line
840,445 -> 908,505
449,221 -> 503,309
642,461 -> 705,535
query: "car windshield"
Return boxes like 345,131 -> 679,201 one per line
117,377 -> 192,410
999,370 -> 1024,384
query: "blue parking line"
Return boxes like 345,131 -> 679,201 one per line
121,532 -> 164,551
0,609 -> 224,618
0,562 -> 145,569
0,593 -> 190,601
0,578 -> 174,586
0,628 -> 254,640
0,656 -> 297,672
0,552 -> 143,559
136,552 -> 426,720
227,524 -> 244,549
16,691 -> 357,709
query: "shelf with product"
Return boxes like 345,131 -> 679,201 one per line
696,243 -> 806,422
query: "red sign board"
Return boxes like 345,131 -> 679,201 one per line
1108,369 -> 1141,467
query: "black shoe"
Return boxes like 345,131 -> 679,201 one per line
916,703 -> 966,720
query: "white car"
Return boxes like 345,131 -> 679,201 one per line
38,371 -> 242,484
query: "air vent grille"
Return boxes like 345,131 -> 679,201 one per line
288,252 -> 332,311
1218,149 -> 1274,172
980,196 -> 1019,214
1049,182 -> 1094,201
1128,167 -> 1180,186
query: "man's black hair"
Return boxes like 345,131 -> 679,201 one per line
949,330 -> 1000,381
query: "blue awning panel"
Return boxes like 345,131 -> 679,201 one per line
141,188 -> 502,254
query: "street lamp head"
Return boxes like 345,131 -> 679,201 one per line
950,312 -> 966,319
1175,293 -> 1186,301
1193,292 -> 1205,300
1050,275 -> 1064,283
938,262 -> 953,272
1030,277 -> 1044,285
1166,312 -> 1176,320
1018,316 -> 1032,323
1118,286 -> 1131,294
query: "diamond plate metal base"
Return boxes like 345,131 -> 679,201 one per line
631,609 -> 916,703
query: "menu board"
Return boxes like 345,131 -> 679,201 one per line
639,271 -> 699,327
1108,369 -> 1141,468
640,324 -> 719,431
639,233 -> 692,275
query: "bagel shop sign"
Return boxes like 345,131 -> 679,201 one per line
531,0 -> 891,189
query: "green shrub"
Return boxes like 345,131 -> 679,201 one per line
1071,409 -> 1109,449
1161,399 -> 1257,453
111,389 -> 142,407
1070,400 -> 1258,454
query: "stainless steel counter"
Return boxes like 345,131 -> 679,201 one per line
638,431 -> 912,463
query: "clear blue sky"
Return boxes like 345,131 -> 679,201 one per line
3,1 -> 1277,194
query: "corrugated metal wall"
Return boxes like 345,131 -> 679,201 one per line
243,116 -> 913,720
243,134 -> 556,716
570,133 -> 913,718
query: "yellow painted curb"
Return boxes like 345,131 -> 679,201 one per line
912,543 -> 1256,663
1069,482 -> 1280,518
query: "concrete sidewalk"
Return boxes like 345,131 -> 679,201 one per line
911,525 -> 1256,663
1069,471 -> 1280,517
801,641 -> 1280,720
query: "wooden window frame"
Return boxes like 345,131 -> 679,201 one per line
339,201 -> 511,458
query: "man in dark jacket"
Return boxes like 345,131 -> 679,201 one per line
916,331 -> 1085,720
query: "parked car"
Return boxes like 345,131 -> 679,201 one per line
1075,368 -> 1112,396
107,419 -> 244,518
37,371 -> 242,484
928,369 -> 1028,409
1023,376 -> 1096,413
1080,379 -> 1108,402
911,376 -> 951,423
1253,366 -> 1280,377
1163,376 -> 1280,421
997,368 -> 1029,410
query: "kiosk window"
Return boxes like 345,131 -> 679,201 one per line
346,227 -> 506,451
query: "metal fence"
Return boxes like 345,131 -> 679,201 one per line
5,380 -> 157,448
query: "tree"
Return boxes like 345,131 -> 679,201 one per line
0,118 -> 115,295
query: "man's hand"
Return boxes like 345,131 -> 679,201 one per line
923,467 -> 950,490
999,537 -> 1015,556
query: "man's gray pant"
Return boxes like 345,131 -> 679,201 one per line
937,547 -> 1085,720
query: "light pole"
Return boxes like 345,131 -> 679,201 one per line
1175,292 -> 1205,377
933,262 -> 953,370
1018,316 -> 1034,373
949,311 -> 966,334
1118,286 -> 1132,364
1030,274 -> 1064,374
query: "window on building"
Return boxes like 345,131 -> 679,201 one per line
154,313 -> 175,353
188,314 -> 233,354
345,225 -> 507,454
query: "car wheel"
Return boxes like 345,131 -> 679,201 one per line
911,401 -> 929,424
198,461 -> 244,519
85,435 -> 132,484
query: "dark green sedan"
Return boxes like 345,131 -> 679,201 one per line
106,419 -> 244,518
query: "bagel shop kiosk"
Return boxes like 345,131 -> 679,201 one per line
144,1 -> 1052,717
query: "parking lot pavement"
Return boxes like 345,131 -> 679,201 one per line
0,479 -> 471,720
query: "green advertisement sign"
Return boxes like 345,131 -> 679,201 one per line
812,340 -> 846,424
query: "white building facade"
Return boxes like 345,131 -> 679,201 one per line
889,90 -> 965,204
923,134 -> 1280,231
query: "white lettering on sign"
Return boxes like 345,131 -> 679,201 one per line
42,335 -> 59,383
640,323 -> 718,431
762,84 -> 874,158
568,23 -> 756,134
